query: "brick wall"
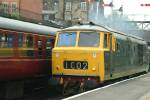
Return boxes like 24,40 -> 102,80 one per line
20,0 -> 43,21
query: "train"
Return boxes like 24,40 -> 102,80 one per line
0,17 -> 59,99
52,22 -> 150,95
148,46 -> 150,70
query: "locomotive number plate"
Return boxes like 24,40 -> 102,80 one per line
64,61 -> 88,70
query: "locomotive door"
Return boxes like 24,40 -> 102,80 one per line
109,34 -> 113,77
104,33 -> 114,78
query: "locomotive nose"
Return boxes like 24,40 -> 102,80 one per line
52,48 -> 102,77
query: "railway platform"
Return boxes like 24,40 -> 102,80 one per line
63,73 -> 150,100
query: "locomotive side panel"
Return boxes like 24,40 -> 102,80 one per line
104,32 -> 149,80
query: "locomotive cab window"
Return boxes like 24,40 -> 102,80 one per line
104,33 -> 108,48
103,33 -> 110,49
57,32 -> 76,47
78,32 -> 99,47
103,33 -> 112,49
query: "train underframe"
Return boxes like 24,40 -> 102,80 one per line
51,76 -> 100,95
0,59 -> 51,100
52,67 -> 150,96
0,75 -> 49,100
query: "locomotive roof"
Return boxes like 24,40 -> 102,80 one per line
0,17 -> 60,35
62,25 -> 110,32
62,24 -> 124,34
128,34 -> 144,41
62,24 -> 145,43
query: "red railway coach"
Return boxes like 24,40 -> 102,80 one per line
0,17 -> 59,99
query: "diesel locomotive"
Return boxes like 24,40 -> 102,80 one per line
0,17 -> 59,99
52,23 -> 149,94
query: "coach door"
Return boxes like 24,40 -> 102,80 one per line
37,36 -> 43,58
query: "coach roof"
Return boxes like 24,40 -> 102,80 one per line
0,17 -> 60,35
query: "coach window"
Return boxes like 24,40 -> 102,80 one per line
0,33 -> 4,48
26,35 -> 33,48
26,35 -> 34,57
46,38 -> 52,57
7,33 -> 13,48
46,38 -> 52,50
38,39 -> 42,56
18,33 -> 23,47
1,33 -> 14,48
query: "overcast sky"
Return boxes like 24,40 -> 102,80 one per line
104,0 -> 150,20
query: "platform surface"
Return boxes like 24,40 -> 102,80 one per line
65,73 -> 150,100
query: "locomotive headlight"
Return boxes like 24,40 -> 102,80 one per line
56,65 -> 60,71
56,53 -> 59,58
92,52 -> 96,58
92,67 -> 96,71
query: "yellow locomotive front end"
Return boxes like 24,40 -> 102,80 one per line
52,29 -> 108,91
53,47 -> 104,79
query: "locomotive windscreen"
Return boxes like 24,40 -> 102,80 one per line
79,32 -> 99,47
57,32 -> 76,47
